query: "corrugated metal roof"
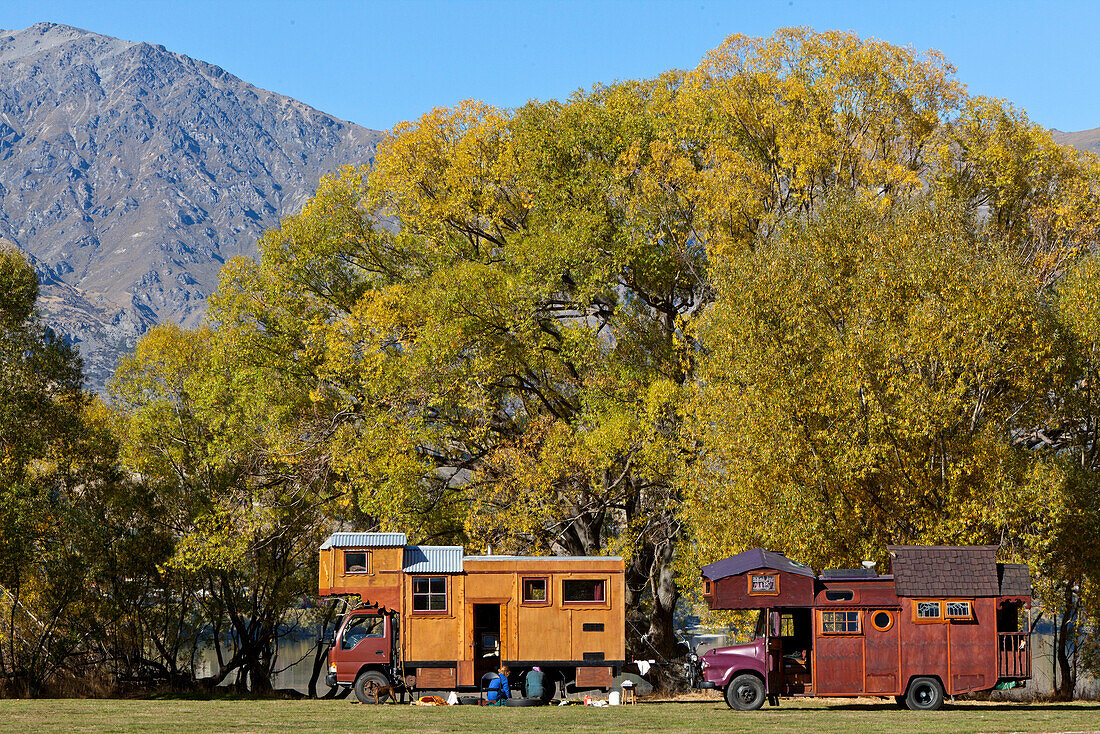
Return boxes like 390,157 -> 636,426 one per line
319,532 -> 408,550
403,546 -> 464,573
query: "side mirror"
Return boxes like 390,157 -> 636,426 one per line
318,629 -> 336,646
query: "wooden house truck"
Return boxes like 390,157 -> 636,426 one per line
318,532 -> 626,703
693,546 -> 1032,711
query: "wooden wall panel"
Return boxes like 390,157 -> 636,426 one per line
813,613 -> 864,695
947,597 -> 997,694
712,571 -> 814,609
863,610 -> 900,694
899,599 -> 948,688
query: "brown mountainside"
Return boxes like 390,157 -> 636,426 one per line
0,22 -> 381,388
1052,127 -> 1100,154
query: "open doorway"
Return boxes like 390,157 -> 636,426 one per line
473,604 -> 502,683
777,609 -> 813,694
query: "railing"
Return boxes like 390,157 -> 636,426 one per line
998,632 -> 1031,679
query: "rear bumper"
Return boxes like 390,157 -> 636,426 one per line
698,680 -> 718,690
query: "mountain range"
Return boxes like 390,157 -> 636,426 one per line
0,22 -> 381,388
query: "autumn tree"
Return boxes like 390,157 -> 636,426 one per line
111,323 -> 334,694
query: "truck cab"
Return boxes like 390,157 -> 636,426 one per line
325,608 -> 399,697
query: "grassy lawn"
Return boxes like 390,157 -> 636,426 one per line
1,696 -> 1098,734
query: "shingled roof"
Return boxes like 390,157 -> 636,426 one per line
701,548 -> 815,582
887,545 -> 1002,597
998,563 -> 1031,597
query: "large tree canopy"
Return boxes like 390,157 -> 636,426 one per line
105,28 -> 1100,691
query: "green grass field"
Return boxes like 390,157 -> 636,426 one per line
1,697 -> 1098,734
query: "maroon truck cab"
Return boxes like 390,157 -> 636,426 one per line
325,608 -> 401,699
693,546 -> 1032,711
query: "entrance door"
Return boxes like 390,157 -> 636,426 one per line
777,609 -> 813,694
472,604 -> 503,686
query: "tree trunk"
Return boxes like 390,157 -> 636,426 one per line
1054,582 -> 1078,701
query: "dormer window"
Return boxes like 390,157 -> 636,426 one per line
748,572 -> 779,595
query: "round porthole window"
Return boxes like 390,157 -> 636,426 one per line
872,610 -> 893,632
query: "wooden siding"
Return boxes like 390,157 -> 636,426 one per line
710,569 -> 815,609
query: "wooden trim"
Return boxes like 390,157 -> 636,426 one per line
819,609 -> 862,636
747,572 -> 781,596
912,600 -> 944,624
410,575 -> 449,615
520,576 -> 551,606
911,599 -> 974,624
343,549 -> 374,575
870,609 -> 894,632
944,600 -> 974,620
561,578 -> 609,606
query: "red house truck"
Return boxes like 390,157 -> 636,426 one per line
692,546 -> 1032,710
318,532 -> 626,703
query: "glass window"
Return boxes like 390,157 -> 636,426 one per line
825,589 -> 854,602
341,615 -> 384,649
871,610 -> 893,632
562,579 -> 606,604
412,576 -> 447,612
749,574 -> 778,594
821,610 -> 861,634
345,551 -> 371,573
523,578 -> 548,603
945,601 -> 972,619
917,601 -> 942,619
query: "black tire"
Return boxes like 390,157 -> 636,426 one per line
353,670 -> 391,704
724,674 -> 766,711
905,677 -> 944,711
505,697 -> 543,707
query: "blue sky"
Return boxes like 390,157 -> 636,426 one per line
5,0 -> 1100,133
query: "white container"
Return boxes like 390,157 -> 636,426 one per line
608,691 -> 620,706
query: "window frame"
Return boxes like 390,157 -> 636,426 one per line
561,578 -> 608,606
871,610 -> 894,632
411,575 -> 449,614
914,600 -> 944,623
820,609 -> 862,635
945,600 -> 974,621
824,589 -> 855,602
521,576 -> 551,606
344,549 -> 373,575
747,572 -> 780,596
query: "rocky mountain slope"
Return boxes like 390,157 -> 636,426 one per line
1053,127 -> 1100,154
0,22 -> 381,388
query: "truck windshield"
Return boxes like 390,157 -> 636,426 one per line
753,609 -> 767,639
342,615 -> 385,649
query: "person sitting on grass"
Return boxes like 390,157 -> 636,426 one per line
485,665 -> 511,705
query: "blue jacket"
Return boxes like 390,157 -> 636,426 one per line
486,673 -> 511,702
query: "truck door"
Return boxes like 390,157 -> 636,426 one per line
766,610 -> 783,696
334,612 -> 389,682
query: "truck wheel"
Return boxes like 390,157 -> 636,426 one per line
724,674 -> 765,711
904,677 -> 944,711
353,670 -> 390,704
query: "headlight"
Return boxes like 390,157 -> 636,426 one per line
689,653 -> 698,662
329,664 -> 337,673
